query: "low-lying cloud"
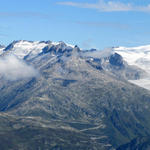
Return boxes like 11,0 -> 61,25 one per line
0,55 -> 38,81
82,48 -> 113,59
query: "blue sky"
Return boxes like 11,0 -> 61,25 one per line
1,0 -> 150,49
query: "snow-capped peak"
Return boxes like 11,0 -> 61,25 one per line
51,41 -> 74,48
12,40 -> 48,59
2,40 -> 75,59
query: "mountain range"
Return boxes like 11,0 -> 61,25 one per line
1,40 -> 150,149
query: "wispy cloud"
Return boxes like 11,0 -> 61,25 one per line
81,38 -> 93,49
57,0 -> 150,12
81,48 -> 113,58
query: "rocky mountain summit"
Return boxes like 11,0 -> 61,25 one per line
1,40 -> 150,149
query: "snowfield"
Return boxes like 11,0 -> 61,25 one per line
114,45 -> 150,90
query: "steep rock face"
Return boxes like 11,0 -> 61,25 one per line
1,41 -> 150,149
109,53 -> 124,68
41,41 -> 74,56
84,51 -> 145,80
117,136 -> 150,150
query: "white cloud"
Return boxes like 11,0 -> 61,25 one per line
81,48 -> 113,58
57,0 -> 150,12
0,55 -> 38,81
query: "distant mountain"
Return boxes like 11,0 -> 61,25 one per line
0,40 -> 145,80
1,40 -> 150,149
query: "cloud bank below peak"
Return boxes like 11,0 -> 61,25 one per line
0,55 -> 38,81
57,0 -> 150,12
